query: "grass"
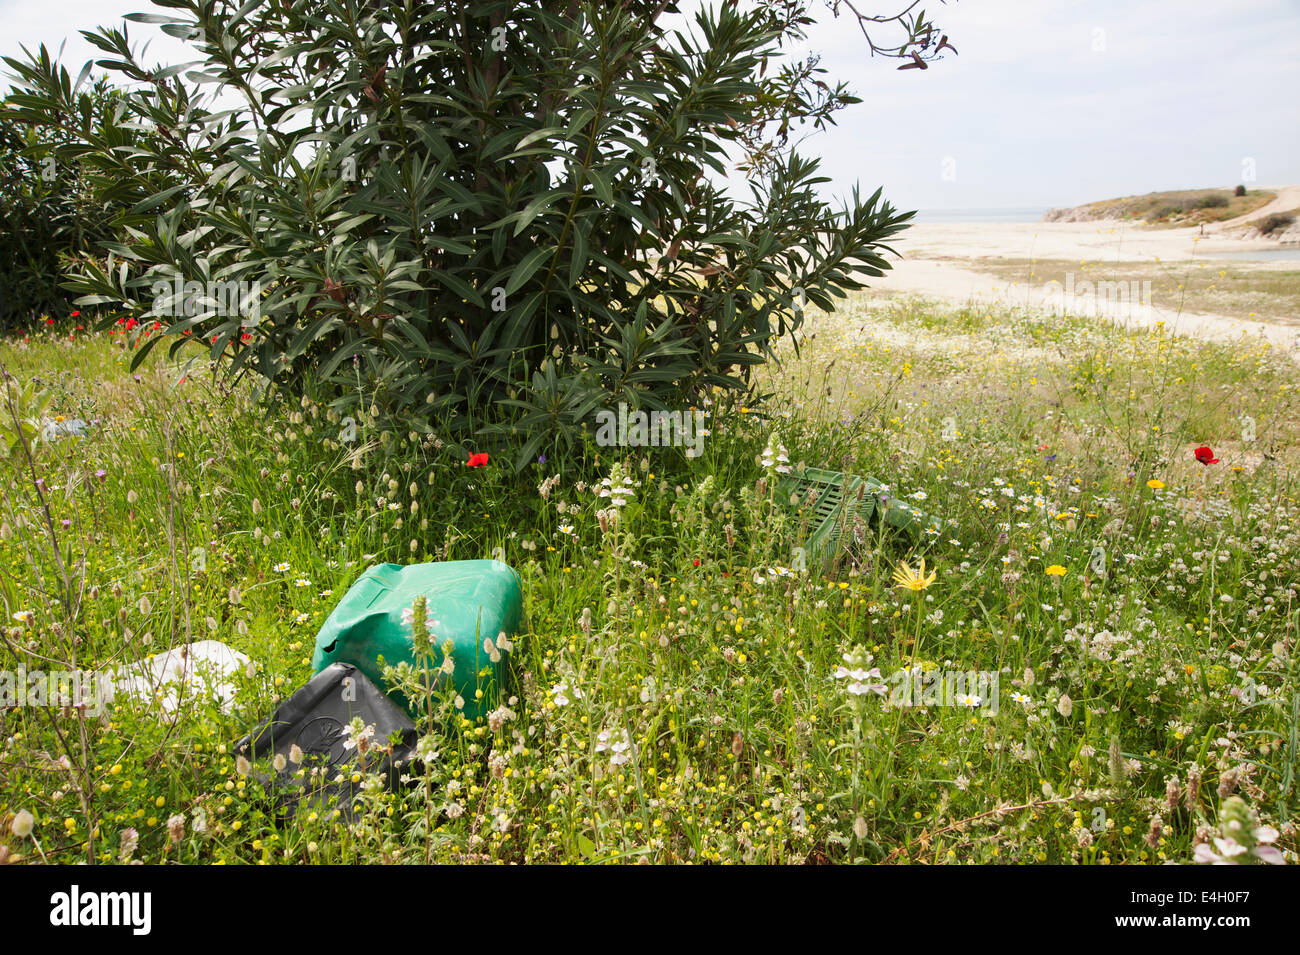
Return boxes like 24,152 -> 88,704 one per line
924,256 -> 1300,325
1047,188 -> 1277,228
1,294 -> 1299,865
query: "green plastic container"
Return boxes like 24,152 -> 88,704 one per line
311,559 -> 523,722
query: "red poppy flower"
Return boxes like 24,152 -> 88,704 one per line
467,452 -> 489,467
1193,446 -> 1219,465
692,559 -> 701,567
70,310 -> 80,318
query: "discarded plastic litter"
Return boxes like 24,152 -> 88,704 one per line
779,466 -> 945,571
110,639 -> 249,713
312,559 -> 523,721
230,559 -> 522,816
234,663 -> 416,818
40,418 -> 89,441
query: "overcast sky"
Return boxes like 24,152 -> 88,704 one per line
3,0 -> 1297,212
780,0 -> 1300,210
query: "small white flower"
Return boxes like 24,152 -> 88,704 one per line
416,735 -> 441,764
610,738 -> 632,766
760,432 -> 792,475
341,720 -> 375,752
550,680 -> 582,706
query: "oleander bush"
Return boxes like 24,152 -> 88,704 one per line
0,75 -> 138,330
2,0 -> 946,466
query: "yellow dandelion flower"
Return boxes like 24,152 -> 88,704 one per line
1146,479 -> 1165,489
892,558 -> 936,592
1044,564 -> 1067,576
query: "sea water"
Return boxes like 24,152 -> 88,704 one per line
1197,248 -> 1300,263
911,207 -> 1049,223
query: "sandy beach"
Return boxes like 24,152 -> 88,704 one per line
869,187 -> 1300,348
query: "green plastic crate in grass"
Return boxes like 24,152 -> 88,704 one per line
312,559 -> 522,722
780,467 -> 943,569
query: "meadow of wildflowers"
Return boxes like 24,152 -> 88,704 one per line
0,294 -> 1298,866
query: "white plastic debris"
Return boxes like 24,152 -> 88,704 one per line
109,640 -> 251,713
40,418 -> 89,441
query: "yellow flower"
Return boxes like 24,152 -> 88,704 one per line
1045,564 -> 1067,576
1146,479 -> 1165,489
892,558 -> 936,592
